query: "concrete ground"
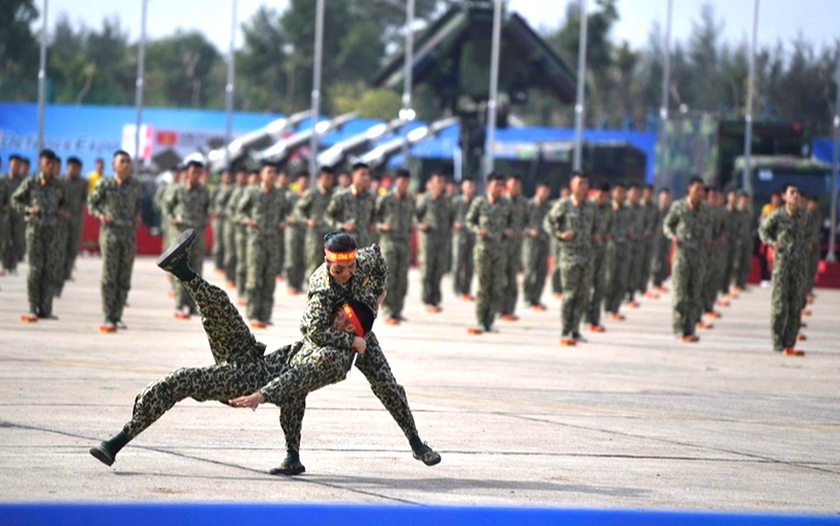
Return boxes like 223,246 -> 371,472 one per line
0,254 -> 838,512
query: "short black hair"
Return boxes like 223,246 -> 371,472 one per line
781,183 -> 798,194
186,159 -> 205,170
8,154 -> 22,162
318,166 -> 335,176
345,299 -> 374,335
687,176 -> 705,188
627,182 -> 640,189
535,180 -> 550,188
570,170 -> 586,180
351,161 -> 370,173
295,169 -> 309,179
113,149 -> 130,160
323,231 -> 357,253
507,173 -> 523,181
67,156 -> 82,166
487,172 -> 506,182
39,149 -> 57,161
658,188 -> 670,195
597,182 -> 611,192
394,168 -> 411,179
612,182 -> 626,190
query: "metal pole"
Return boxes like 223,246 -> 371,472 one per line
224,0 -> 237,171
827,50 -> 840,262
656,0 -> 673,191
743,0 -> 759,196
36,0 -> 49,153
400,0 -> 415,170
134,0 -> 148,175
483,0 -> 503,181
572,0 -> 588,171
308,0 -> 325,186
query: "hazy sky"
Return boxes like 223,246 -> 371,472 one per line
44,0 -> 839,53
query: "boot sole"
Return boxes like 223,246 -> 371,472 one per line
156,229 -> 197,270
90,445 -> 115,466
269,464 -> 306,476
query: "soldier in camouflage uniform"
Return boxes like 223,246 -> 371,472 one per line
60,157 -> 87,284
465,173 -> 513,334
804,195 -> 822,301
758,184 -> 811,356
222,169 -> 247,288
11,149 -> 69,321
498,174 -> 532,321
0,164 -> 9,274
584,182 -> 612,332
87,150 -> 143,331
549,187 -> 571,297
451,179 -> 477,300
544,172 -> 594,345
720,191 -> 739,299
639,185 -> 660,298
210,169 -> 233,275
605,183 -> 630,321
375,168 -> 415,324
296,166 -> 335,278
700,188 -> 726,322
415,171 -> 453,312
274,170 -> 294,280
731,192 -> 754,292
651,189 -> 672,291
623,183 -> 644,308
155,166 -> 181,254
165,160 -> 211,318
237,162 -> 287,327
2,154 -> 28,274
522,181 -> 551,310
663,177 -> 710,342
326,162 -> 376,248
51,157 -> 70,298
284,171 -> 310,294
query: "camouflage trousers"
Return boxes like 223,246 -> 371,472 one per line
235,226 -> 248,298
274,230 -> 286,278
173,225 -> 205,312
671,247 -> 705,337
499,240 -> 523,316
451,230 -> 475,296
380,237 -> 411,319
285,225 -> 307,291
636,237 -> 654,294
625,240 -> 644,301
806,246 -> 820,294
222,219 -> 238,285
720,242 -> 734,295
52,220 -> 69,296
522,235 -> 549,306
731,241 -> 753,290
702,249 -> 723,313
305,229 -> 328,279
212,216 -> 226,271
473,241 -> 506,328
63,214 -> 84,281
604,241 -> 629,314
770,259 -> 806,351
246,231 -> 280,322
651,235 -> 671,288
3,212 -> 26,272
100,226 -> 136,323
25,225 -> 62,316
585,244 -> 608,326
560,258 -> 592,337
418,232 -> 448,307
550,237 -> 563,294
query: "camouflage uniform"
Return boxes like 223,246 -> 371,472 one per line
605,202 -> 631,315
638,200 -> 659,293
415,192 -> 453,308
702,206 -> 727,313
732,205 -> 754,290
549,233 -> 563,296
210,182 -> 234,272
805,208 -> 822,294
0,178 -> 8,270
238,186 -> 286,323
624,201 -> 644,302
451,194 -> 476,297
759,208 -> 810,351
466,196 -> 513,329
326,187 -> 375,248
284,190 -> 308,291
3,174 -> 27,272
522,197 -> 551,306
274,187 -> 294,278
61,175 -> 87,282
11,174 -> 67,317
720,205 -> 738,295
52,178 -> 69,297
225,184 -> 248,295
87,176 -> 143,324
585,200 -> 613,327
166,183 -> 210,313
295,186 -> 334,278
663,199 -> 711,337
544,197 -> 594,337
651,203 -> 672,288
499,194 -> 532,316
375,190 -> 415,319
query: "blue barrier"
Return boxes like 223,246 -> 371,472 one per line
0,504 -> 837,526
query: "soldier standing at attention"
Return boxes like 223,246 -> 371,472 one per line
803,195 -> 822,305
60,157 -> 88,285
284,170 -> 310,295
326,162 -> 376,248
498,174 -> 531,321
650,188 -> 672,293
522,180 -> 552,311
585,182 -> 612,333
465,172 -> 513,334
51,156 -> 70,298
233,170 -> 260,306
3,154 -> 28,274
544,171 -> 594,346
11,149 -> 69,322
296,166 -> 335,278
223,169 -> 248,291
210,169 -> 234,277
720,191 -> 739,301
700,187 -> 725,325
238,162 -> 286,328
87,150 -> 143,332
0,160 -> 9,276
623,183 -> 644,309
663,176 -> 710,343
165,160 -> 211,319
758,184 -> 811,356
375,168 -> 415,325
451,178 -> 477,301
549,187 -> 570,299
415,171 -> 453,313
730,192 -> 753,294
274,169 -> 294,281
605,183 -> 630,321
639,185 -> 660,299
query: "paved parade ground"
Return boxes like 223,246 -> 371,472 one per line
0,255 -> 838,513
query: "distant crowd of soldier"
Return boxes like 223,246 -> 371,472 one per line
0,150 -> 823,355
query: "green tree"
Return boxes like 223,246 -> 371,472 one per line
0,0 -> 40,100
144,31 -> 223,108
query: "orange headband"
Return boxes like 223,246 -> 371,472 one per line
342,303 -> 365,337
325,249 -> 357,263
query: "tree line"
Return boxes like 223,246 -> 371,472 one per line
1,0 -> 837,136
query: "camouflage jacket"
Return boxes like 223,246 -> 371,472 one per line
507,194 -> 533,236
759,208 -> 811,267
415,192 -> 453,238
465,195 -> 513,246
543,196 -> 594,264
12,174 -> 67,228
87,176 -> 142,229
166,183 -> 210,229
591,201 -> 613,247
295,186 -> 334,236
806,209 -> 822,245
662,198 -> 711,253
624,201 -> 644,243
62,176 -> 88,217
610,202 -> 631,244
226,185 -> 249,225
642,201 -> 660,237
238,186 -> 287,236
451,194 -> 476,238
375,191 -> 415,242
211,183 -> 234,218
528,197 -> 552,241
326,187 -> 375,246
0,177 -> 9,216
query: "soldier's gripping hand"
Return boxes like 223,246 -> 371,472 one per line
28,207 -> 40,216
229,392 -> 265,411
352,336 -> 367,355
558,230 -> 575,241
